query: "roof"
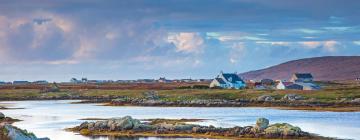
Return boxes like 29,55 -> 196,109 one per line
286,83 -> 303,89
221,73 -> 244,83
280,81 -> 294,86
214,78 -> 226,84
294,73 -> 313,79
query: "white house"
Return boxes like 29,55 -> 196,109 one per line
209,72 -> 246,89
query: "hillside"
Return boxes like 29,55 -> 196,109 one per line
240,56 -> 360,81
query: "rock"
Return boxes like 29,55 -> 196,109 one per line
158,122 -> 175,130
253,118 -> 269,132
79,121 -> 89,130
99,121 -> 108,130
133,124 -> 155,131
70,116 -> 314,139
107,119 -> 115,128
87,122 -> 95,130
257,95 -> 274,102
94,121 -> 102,129
4,125 -> 49,140
132,119 -> 141,129
143,91 -> 159,100
0,112 -> 5,119
109,123 -> 117,131
115,116 -> 136,130
227,126 -> 243,136
241,126 -> 253,134
264,123 -> 302,138
282,94 -> 305,101
351,98 -> 360,104
174,124 -> 195,131
192,126 -> 201,133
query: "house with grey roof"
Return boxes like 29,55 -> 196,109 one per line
290,73 -> 313,83
287,73 -> 320,90
209,72 -> 246,89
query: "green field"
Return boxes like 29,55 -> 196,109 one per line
0,81 -> 359,103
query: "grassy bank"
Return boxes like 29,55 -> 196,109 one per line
0,81 -> 359,111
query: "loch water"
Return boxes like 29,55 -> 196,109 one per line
0,100 -> 359,140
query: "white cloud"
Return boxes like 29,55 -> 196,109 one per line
303,36 -> 316,39
218,36 -> 266,41
73,37 -> 98,59
323,26 -> 352,32
206,32 -> 267,42
256,41 -> 291,46
229,42 -> 246,64
256,40 -> 340,52
323,40 -> 338,52
294,28 -> 324,34
353,41 -> 360,45
168,32 -> 204,53
299,40 -> 339,52
299,41 -> 321,49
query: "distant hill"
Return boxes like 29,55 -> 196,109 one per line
239,56 -> 360,81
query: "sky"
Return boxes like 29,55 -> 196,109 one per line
1,0 -> 360,82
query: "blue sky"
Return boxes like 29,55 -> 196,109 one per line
0,0 -> 360,81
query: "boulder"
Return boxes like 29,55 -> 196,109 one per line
0,112 -> 5,119
351,98 -> 360,104
133,124 -> 155,131
257,95 -> 274,102
174,124 -> 195,131
4,125 -> 49,140
192,126 -> 202,133
253,118 -> 269,132
107,119 -> 115,128
240,126 -> 253,135
109,123 -> 117,131
282,94 -> 304,101
264,123 -> 302,138
157,122 -> 175,130
115,116 -> 136,130
79,121 -> 89,130
87,122 -> 95,131
227,126 -> 243,136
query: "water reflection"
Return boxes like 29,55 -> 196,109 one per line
0,100 -> 359,140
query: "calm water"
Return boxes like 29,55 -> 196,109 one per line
0,100 -> 359,140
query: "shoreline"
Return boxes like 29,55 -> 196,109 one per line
67,116 -> 330,140
102,103 -> 360,112
0,98 -> 359,112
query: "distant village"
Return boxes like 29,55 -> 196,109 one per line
0,72 -> 331,91
210,72 -> 321,90
0,77 -> 212,85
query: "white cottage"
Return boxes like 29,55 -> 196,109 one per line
209,72 -> 246,89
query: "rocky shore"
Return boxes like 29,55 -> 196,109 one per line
104,92 -> 360,111
0,112 -> 49,140
68,116 -> 325,139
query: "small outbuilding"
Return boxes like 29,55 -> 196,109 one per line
276,81 -> 294,90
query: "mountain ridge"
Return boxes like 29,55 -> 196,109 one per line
239,56 -> 360,81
